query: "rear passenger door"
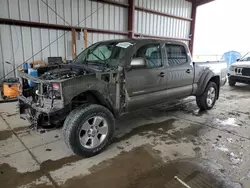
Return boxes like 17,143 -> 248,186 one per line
165,43 -> 194,99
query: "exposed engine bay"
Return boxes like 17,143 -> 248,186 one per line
38,65 -> 89,80
18,64 -> 95,128
20,65 -> 91,100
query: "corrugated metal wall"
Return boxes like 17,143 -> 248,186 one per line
0,0 -> 128,30
0,0 -> 128,79
0,24 -> 72,78
134,0 -> 192,39
0,0 -> 192,79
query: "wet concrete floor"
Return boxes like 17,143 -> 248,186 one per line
0,84 -> 250,188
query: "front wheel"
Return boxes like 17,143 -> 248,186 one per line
196,82 -> 218,110
228,78 -> 236,86
63,104 -> 115,157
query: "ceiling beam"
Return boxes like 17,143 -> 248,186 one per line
89,0 -> 129,8
134,33 -> 190,41
197,0 -> 215,6
0,18 -> 128,36
135,7 -> 192,22
185,0 -> 215,6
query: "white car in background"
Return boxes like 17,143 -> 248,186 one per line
228,53 -> 250,86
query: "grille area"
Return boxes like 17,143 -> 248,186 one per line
235,68 -> 242,75
242,68 -> 250,76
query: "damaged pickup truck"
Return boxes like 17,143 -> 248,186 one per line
18,39 -> 227,157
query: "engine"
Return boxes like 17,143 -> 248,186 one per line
40,67 -> 87,80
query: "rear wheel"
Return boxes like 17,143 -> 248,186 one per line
63,104 -> 115,157
196,82 -> 218,110
229,78 -> 236,86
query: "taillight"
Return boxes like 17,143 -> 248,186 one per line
52,83 -> 60,90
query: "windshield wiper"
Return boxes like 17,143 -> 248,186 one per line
240,52 -> 250,61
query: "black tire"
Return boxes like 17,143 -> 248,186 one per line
228,78 -> 236,86
196,81 -> 218,110
63,104 -> 115,157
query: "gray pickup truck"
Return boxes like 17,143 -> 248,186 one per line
18,39 -> 227,157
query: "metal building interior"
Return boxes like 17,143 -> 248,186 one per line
3,1 -> 250,188
0,0 -> 214,79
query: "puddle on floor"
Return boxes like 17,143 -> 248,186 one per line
113,118 -> 176,143
213,144 -> 230,152
0,155 -> 83,188
114,118 -> 205,147
61,146 -> 235,188
0,126 -> 31,142
168,123 -> 204,142
0,130 -> 13,141
215,118 -> 240,127
61,146 -> 162,188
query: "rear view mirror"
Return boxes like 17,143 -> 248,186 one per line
236,58 -> 240,62
130,57 -> 146,69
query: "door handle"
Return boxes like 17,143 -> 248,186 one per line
186,69 -> 192,74
158,72 -> 165,77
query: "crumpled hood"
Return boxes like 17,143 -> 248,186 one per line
231,61 -> 250,68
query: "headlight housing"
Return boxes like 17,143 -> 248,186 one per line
229,66 -> 235,71
52,83 -> 60,91
45,83 -> 61,99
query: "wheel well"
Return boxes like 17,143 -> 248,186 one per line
71,91 -> 114,113
209,76 -> 220,99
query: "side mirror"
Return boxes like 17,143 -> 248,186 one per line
236,58 -> 240,62
130,57 -> 146,69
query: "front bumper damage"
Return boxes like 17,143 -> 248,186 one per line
18,95 -> 64,114
18,71 -> 68,128
18,96 -> 67,128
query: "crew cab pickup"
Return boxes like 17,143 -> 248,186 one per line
228,53 -> 250,86
18,39 -> 227,157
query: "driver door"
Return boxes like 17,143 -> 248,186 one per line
125,43 -> 167,111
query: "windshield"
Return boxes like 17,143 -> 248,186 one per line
72,41 -> 134,67
240,52 -> 250,61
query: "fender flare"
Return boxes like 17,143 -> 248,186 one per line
195,69 -> 217,97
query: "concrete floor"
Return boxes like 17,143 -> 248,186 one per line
0,84 -> 250,188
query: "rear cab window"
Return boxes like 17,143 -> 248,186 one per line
166,44 -> 188,66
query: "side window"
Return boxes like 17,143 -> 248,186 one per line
166,44 -> 188,66
134,44 -> 162,68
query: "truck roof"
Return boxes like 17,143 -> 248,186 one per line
98,38 -> 187,46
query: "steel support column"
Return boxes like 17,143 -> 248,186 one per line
189,2 -> 197,56
128,0 -> 135,38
